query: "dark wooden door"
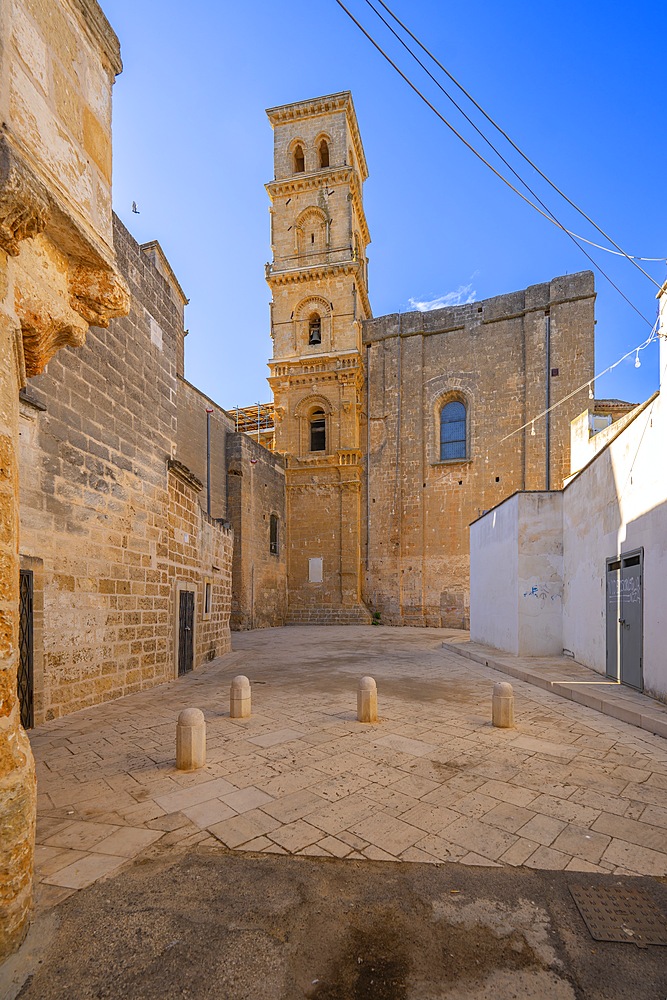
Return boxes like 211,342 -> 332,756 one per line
178,590 -> 194,676
18,570 -> 34,728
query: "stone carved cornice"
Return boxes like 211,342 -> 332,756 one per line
0,135 -> 130,378
69,0 -> 123,76
266,259 -> 372,320
0,137 -> 50,256
167,458 -> 203,492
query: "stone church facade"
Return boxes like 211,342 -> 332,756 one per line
264,93 -> 595,627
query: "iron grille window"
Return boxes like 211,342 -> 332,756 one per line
440,400 -> 467,460
310,411 -> 326,452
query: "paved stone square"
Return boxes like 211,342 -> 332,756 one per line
30,627 -> 667,911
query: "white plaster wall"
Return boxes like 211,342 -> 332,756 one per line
517,493 -> 563,656
562,310 -> 667,699
470,496 -> 519,654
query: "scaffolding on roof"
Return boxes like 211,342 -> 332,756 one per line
228,402 -> 275,449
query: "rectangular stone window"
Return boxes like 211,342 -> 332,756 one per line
308,557 -> 323,583
203,580 -> 212,620
270,514 -> 279,555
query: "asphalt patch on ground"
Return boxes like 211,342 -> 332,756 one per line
4,848 -> 667,999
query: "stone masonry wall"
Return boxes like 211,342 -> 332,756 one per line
227,432 -> 287,629
167,466 -> 232,666
362,271 -> 595,628
176,377 -> 232,522
18,215 -> 232,721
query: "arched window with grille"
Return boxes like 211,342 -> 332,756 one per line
310,410 -> 326,452
440,400 -> 467,460
269,514 -> 279,555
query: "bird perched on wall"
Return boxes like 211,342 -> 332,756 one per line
132,201 -> 140,214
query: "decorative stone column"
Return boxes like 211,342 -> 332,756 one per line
0,3 -> 129,952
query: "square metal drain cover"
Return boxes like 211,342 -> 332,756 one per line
570,885 -> 667,948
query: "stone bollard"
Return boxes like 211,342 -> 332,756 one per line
492,681 -> 515,729
230,675 -> 251,719
357,676 -> 378,723
176,708 -> 206,770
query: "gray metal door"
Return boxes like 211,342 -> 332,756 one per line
606,550 -> 643,691
605,559 -> 620,681
619,552 -> 643,691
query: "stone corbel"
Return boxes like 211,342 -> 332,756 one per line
0,136 -> 50,256
68,264 -> 130,328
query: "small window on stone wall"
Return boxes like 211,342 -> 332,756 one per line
440,400 -> 467,460
318,139 -> 330,168
293,144 -> 305,172
203,580 -> 212,620
270,514 -> 279,555
308,313 -> 322,345
310,410 -> 326,452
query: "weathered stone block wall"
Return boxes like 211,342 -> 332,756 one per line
3,0 -> 121,248
362,271 -> 595,628
167,466 -> 232,665
17,215 -> 231,721
176,377 -> 232,521
1,0 -> 128,961
226,432 -> 287,629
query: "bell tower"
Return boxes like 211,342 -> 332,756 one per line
266,92 -> 372,622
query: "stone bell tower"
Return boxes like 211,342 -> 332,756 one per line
266,92 -> 372,622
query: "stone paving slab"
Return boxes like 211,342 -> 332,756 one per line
28,626 -> 667,911
443,635 -> 667,739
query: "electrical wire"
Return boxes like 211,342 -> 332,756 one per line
368,0 -> 665,270
499,319 -> 660,444
361,0 -> 665,286
333,0 -> 655,327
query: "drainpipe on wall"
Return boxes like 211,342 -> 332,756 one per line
545,314 -> 551,490
366,342 -> 371,571
206,408 -> 213,516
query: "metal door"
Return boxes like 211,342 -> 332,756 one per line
619,552 -> 643,691
605,559 -> 620,681
18,570 -> 34,729
178,590 -> 194,676
606,550 -> 643,691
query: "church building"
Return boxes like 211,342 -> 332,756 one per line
263,92 -> 596,628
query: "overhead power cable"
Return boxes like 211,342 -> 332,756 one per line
334,0 -> 655,326
360,0 -> 664,285
499,319 -> 660,444
368,0 -> 665,272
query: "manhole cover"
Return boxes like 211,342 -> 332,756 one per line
570,885 -> 667,948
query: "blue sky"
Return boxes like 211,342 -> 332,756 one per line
101,0 -> 665,411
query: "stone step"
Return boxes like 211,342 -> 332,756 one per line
286,606 -> 372,626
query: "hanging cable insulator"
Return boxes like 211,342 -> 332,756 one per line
588,383 -> 594,399
530,421 -> 536,437
634,350 -> 641,369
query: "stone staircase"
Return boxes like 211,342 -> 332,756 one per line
286,605 -> 372,626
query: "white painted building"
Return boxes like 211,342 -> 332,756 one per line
470,284 -> 667,702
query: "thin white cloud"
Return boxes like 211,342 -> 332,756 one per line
408,283 -> 477,312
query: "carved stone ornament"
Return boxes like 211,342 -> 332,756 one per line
0,136 -> 50,256
68,264 -> 130,327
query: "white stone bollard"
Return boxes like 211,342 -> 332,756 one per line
357,676 -> 378,723
230,675 -> 251,719
176,708 -> 206,770
492,681 -> 515,729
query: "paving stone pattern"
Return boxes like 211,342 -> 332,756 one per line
29,627 -> 667,913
